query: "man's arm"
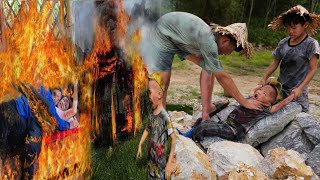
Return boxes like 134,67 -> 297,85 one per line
270,94 -> 295,113
260,59 -> 280,85
214,71 -> 262,110
200,69 -> 214,120
291,55 -> 318,99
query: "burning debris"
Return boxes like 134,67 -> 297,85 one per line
0,0 -> 148,178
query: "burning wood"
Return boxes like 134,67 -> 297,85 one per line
0,0 -> 149,178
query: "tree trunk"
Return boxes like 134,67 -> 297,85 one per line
247,0 -> 254,26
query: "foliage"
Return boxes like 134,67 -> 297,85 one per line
172,0 -> 320,46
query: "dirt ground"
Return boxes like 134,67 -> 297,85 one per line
167,61 -> 320,121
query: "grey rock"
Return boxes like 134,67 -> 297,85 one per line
296,112 -> 320,145
207,141 -> 263,177
200,137 -> 226,151
258,148 -> 317,179
307,144 -> 320,177
241,102 -> 302,147
260,120 -> 314,157
172,135 -> 217,179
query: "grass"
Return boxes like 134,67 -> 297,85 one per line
91,113 -> 174,180
171,50 -> 281,77
166,103 -> 194,115
91,130 -> 148,179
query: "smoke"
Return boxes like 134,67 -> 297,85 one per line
123,0 -> 173,73
70,0 -> 96,57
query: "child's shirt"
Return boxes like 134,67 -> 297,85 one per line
146,108 -> 173,179
228,105 -> 272,133
272,36 -> 320,95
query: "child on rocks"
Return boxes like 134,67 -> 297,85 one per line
178,79 -> 295,142
136,73 -> 176,180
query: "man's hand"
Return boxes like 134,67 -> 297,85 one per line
136,146 -> 142,160
241,99 -> 263,110
291,87 -> 303,100
165,162 -> 173,179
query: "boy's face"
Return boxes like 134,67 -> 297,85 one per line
252,85 -> 277,106
57,96 -> 70,111
285,23 -> 308,41
148,80 -> 162,108
52,89 -> 62,106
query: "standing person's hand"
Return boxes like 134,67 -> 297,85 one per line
290,87 -> 302,100
165,162 -> 173,179
241,99 -> 263,110
136,146 -> 142,160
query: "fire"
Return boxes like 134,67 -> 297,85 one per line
1,0 -> 149,178
0,1 -> 93,178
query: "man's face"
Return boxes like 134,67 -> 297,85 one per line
218,36 -> 236,55
252,85 -> 276,106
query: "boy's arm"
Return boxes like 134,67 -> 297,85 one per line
165,133 -> 176,179
61,82 -> 79,120
136,129 -> 149,159
270,94 -> 295,113
291,55 -> 318,99
260,59 -> 280,85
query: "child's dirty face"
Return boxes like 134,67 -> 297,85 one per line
253,85 -> 277,105
148,81 -> 161,108
52,89 -> 62,106
285,23 -> 307,40
57,96 -> 70,111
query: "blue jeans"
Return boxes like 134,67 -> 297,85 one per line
0,100 -> 42,179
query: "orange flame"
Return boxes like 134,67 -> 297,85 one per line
0,1 -> 93,178
128,29 -> 148,135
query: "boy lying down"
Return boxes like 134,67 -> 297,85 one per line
177,79 -> 295,142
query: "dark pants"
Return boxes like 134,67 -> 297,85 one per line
192,118 -> 245,142
0,100 -> 42,179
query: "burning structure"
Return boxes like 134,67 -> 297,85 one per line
0,0 -> 148,179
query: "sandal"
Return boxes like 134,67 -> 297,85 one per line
192,100 -> 230,128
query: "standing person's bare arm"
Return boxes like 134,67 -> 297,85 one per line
270,94 -> 295,113
165,133 -> 176,179
260,59 -> 280,85
290,55 -> 318,99
136,129 -> 149,159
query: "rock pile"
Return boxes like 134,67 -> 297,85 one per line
169,102 -> 320,179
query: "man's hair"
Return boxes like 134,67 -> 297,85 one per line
283,12 -> 311,26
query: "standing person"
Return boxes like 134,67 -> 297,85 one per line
260,5 -> 320,112
136,73 -> 176,179
143,12 -> 262,122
